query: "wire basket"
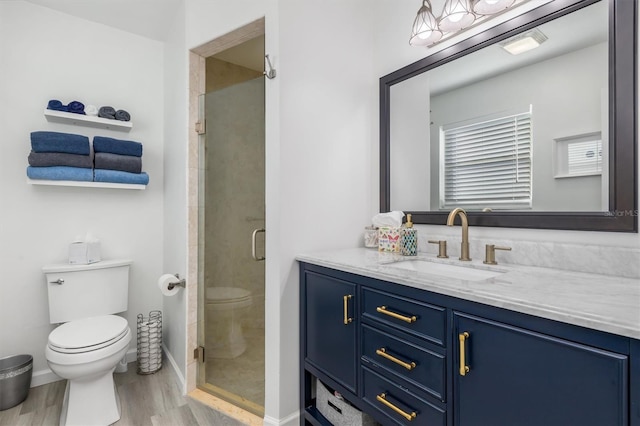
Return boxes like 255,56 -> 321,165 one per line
137,310 -> 162,374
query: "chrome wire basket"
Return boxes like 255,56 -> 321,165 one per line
136,310 -> 162,375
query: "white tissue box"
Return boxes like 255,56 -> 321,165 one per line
68,241 -> 101,264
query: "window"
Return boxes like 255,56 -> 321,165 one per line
554,132 -> 602,178
440,107 -> 532,210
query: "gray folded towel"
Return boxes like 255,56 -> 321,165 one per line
28,151 -> 93,169
98,106 -> 116,119
115,110 -> 131,121
94,152 -> 142,174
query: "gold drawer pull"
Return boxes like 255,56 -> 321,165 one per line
343,295 -> 353,325
376,393 -> 417,421
376,306 -> 417,323
376,348 -> 416,370
459,332 -> 470,376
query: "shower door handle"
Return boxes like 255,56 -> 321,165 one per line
252,228 -> 265,261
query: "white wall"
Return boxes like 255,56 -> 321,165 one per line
0,1 -> 164,383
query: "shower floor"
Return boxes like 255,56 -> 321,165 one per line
205,326 -> 265,410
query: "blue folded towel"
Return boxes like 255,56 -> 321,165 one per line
94,169 -> 149,185
47,100 -> 68,112
27,166 -> 93,182
93,136 -> 143,157
31,131 -> 91,155
67,101 -> 85,115
28,151 -> 93,169
94,152 -> 142,174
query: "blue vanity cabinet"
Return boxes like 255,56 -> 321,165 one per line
453,312 -> 629,426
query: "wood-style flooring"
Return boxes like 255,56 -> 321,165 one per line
0,363 -> 247,426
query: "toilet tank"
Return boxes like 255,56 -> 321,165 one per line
43,259 -> 132,324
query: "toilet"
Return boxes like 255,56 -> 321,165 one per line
205,287 -> 252,359
43,259 -> 132,426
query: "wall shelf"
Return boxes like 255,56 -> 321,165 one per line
27,178 -> 146,190
44,109 -> 133,132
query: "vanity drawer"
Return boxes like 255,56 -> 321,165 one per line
362,366 -> 446,426
362,324 -> 445,402
362,287 -> 446,346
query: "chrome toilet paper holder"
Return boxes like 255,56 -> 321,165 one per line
167,273 -> 186,291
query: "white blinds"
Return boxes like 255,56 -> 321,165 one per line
567,139 -> 602,176
440,110 -> 532,210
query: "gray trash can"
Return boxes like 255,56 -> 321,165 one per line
0,354 -> 33,411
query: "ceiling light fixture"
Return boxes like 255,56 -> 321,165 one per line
409,0 -> 443,46
499,28 -> 548,55
410,0 -> 523,47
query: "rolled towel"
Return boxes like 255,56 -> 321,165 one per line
94,152 -> 142,174
31,131 -> 90,155
27,166 -> 93,182
98,106 -> 116,119
94,169 -> 149,185
67,101 -> 85,115
93,136 -> 143,157
47,100 -> 68,112
85,104 -> 98,116
115,109 -> 131,121
28,151 -> 93,169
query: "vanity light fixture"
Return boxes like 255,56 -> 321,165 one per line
439,0 -> 476,33
410,0 -> 524,47
499,28 -> 548,55
409,0 -> 443,46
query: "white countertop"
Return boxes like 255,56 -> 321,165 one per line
297,248 -> 640,340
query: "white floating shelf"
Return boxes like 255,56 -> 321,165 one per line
44,109 -> 133,131
27,178 -> 145,190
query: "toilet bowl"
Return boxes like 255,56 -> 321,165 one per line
46,315 -> 131,426
205,287 -> 252,359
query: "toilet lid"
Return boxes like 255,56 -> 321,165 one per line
206,287 -> 251,303
48,315 -> 129,353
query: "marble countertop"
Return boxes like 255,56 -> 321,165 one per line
297,248 -> 640,340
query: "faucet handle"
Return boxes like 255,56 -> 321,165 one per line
428,240 -> 449,258
484,244 -> 511,265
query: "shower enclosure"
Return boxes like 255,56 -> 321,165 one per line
197,76 -> 265,416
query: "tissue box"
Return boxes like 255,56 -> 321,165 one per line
378,227 -> 401,253
68,241 -> 101,264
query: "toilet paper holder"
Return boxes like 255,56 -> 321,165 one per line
167,273 -> 186,291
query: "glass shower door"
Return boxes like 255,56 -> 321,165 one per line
197,76 -> 265,416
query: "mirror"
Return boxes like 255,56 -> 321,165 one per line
380,0 -> 637,232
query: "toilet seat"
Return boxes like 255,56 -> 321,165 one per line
48,315 -> 129,354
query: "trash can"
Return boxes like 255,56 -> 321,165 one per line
0,354 -> 33,411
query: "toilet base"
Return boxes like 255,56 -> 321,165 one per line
59,368 -> 121,426
206,308 -> 247,359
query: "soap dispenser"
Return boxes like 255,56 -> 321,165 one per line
401,214 -> 418,256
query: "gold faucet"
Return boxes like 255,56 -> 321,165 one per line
446,208 -> 471,261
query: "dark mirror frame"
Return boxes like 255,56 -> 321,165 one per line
380,0 -> 637,232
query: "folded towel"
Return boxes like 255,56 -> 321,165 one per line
47,100 -> 68,112
67,101 -> 85,115
94,152 -> 142,174
94,169 -> 149,185
93,136 -> 143,157
31,131 -> 91,155
115,109 -> 131,121
28,151 -> 93,169
98,106 -> 116,119
27,166 -> 93,182
85,105 -> 98,116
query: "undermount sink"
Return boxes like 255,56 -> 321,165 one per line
387,259 -> 505,282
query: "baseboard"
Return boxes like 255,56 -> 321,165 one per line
162,343 -> 185,391
263,410 -> 300,426
31,348 -> 138,388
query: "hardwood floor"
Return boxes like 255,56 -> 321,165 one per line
0,363 -> 247,426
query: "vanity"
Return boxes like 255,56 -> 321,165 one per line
298,249 -> 640,426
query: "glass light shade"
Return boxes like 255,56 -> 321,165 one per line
409,0 -> 443,46
439,0 -> 475,32
473,0 -> 515,15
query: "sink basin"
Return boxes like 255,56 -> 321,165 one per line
387,260 -> 504,282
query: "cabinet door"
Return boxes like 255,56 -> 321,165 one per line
304,271 -> 357,392
454,312 -> 628,426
